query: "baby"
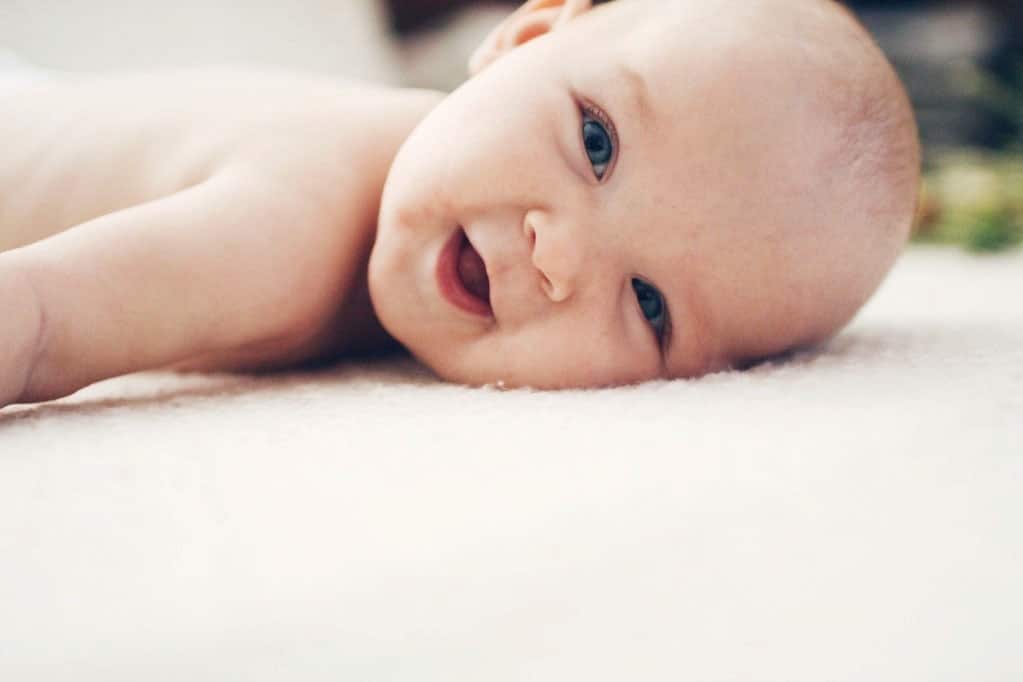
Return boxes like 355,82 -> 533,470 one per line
0,0 -> 920,406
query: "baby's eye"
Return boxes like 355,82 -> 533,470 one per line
632,278 -> 666,338
581,111 -> 614,180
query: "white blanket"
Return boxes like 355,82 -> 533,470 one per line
1,246 -> 1021,681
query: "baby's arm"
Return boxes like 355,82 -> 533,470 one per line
0,169 -> 355,407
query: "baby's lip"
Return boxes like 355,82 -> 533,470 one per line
436,227 -> 493,318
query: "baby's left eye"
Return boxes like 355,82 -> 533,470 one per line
582,113 -> 614,180
632,278 -> 666,338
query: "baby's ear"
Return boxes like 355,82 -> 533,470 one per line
468,0 -> 592,76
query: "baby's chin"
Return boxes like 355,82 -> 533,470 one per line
419,352 -> 658,391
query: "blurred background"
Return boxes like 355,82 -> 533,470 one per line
0,0 -> 1020,251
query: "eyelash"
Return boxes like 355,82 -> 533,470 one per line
579,100 -> 618,181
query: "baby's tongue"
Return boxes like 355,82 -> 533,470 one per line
457,237 -> 490,303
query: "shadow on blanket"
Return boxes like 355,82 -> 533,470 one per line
4,312 -> 1020,427
0,356 -> 436,426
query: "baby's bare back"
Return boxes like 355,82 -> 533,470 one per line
0,70 -> 430,251
0,70 -> 439,405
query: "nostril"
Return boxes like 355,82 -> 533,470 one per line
524,211 -> 570,302
524,222 -> 537,250
541,275 -> 572,303
540,273 -> 554,298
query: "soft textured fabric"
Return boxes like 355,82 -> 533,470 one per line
1,246 -> 1020,681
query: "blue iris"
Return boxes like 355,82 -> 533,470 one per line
582,116 -> 613,178
583,120 -> 612,164
632,278 -> 665,334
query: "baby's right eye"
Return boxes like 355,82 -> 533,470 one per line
580,105 -> 616,181
632,278 -> 666,340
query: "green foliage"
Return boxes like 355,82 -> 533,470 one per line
915,152 -> 1023,253
964,208 -> 1022,252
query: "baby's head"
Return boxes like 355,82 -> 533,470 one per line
369,0 -> 920,388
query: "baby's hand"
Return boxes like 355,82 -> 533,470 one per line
0,264 -> 44,408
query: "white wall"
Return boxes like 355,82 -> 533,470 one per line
0,0 -> 400,82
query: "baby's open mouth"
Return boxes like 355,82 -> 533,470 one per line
457,230 -> 490,304
436,227 -> 492,317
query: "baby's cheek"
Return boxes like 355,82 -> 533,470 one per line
466,328 -> 630,389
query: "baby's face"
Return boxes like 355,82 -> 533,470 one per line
369,0 -> 891,389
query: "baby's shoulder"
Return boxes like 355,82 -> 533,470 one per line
223,73 -> 443,228
0,69 -> 442,246
229,71 -> 442,185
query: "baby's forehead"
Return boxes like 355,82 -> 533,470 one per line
570,4 -> 748,101
581,4 -> 858,140
580,0 -> 854,76
565,0 -> 872,186
585,0 -> 678,51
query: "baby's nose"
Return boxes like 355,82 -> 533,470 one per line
523,209 -> 583,304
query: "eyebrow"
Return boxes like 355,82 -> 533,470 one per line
619,63 -> 653,124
